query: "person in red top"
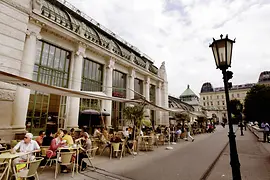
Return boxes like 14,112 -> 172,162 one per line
46,129 -> 66,158
46,129 -> 69,172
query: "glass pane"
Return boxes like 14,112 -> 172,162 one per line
59,50 -> 66,71
48,46 -> 55,68
65,56 -> 70,73
41,43 -> 49,66
35,41 -> 42,64
227,41 -> 232,66
54,48 -> 61,68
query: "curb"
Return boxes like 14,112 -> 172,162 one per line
199,140 -> 229,180
248,126 -> 260,141
200,127 -> 238,180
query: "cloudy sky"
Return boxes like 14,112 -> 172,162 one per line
69,0 -> 270,97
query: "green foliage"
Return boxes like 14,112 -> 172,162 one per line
230,99 -> 243,115
175,113 -> 190,122
197,116 -> 207,122
244,84 -> 270,124
123,103 -> 145,128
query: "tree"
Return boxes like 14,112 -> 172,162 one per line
175,113 -> 190,131
244,84 -> 270,124
230,99 -> 243,124
123,103 -> 146,135
230,99 -> 243,115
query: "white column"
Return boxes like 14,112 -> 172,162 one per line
144,76 -> 150,118
128,68 -> 135,100
155,81 -> 162,126
104,58 -> 115,128
67,44 -> 85,129
12,23 -> 41,130
162,81 -> 169,126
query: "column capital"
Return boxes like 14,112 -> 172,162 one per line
157,81 -> 162,89
145,76 -> 150,85
129,68 -> 136,78
106,58 -> 115,69
76,44 -> 86,58
26,22 -> 42,39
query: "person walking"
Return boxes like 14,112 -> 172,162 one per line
185,123 -> 194,142
263,122 -> 270,143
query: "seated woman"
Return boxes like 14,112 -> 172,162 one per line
78,132 -> 92,171
46,129 -> 68,173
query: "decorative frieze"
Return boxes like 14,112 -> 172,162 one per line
32,0 -> 42,14
0,89 -> 15,101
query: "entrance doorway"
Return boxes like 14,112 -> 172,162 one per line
27,91 -> 67,134
111,101 -> 125,131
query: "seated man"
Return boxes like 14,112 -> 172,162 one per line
78,132 -> 92,171
11,133 -> 40,165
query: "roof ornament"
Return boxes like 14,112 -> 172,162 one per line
32,0 -> 42,14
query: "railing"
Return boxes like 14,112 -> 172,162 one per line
248,125 -> 264,141
56,0 -> 153,62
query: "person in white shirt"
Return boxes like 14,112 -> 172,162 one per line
11,133 -> 40,165
123,128 -> 129,138
93,128 -> 102,138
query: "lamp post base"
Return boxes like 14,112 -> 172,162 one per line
228,132 -> 242,180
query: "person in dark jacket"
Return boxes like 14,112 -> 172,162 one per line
42,131 -> 54,146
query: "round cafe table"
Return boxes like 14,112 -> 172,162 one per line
0,152 -> 29,180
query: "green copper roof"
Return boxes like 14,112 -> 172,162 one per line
180,85 -> 198,97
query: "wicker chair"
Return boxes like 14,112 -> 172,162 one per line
80,147 -> 98,171
0,162 -> 8,180
55,151 -> 75,179
12,157 -> 43,180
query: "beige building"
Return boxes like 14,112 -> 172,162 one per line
199,71 -> 270,121
0,0 -> 169,140
199,82 -> 255,121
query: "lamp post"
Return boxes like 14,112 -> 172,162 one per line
210,34 -> 241,180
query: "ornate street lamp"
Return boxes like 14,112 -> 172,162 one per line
210,34 -> 242,180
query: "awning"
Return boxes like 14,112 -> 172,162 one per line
167,108 -> 186,113
190,111 -> 207,117
0,70 -> 169,111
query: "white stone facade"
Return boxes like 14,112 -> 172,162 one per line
0,0 -> 169,139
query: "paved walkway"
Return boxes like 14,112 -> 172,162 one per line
207,128 -> 270,180
39,126 -> 229,180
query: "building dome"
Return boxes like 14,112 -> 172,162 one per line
258,71 -> 270,83
201,82 -> 214,93
180,85 -> 198,98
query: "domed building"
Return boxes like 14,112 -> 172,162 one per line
258,71 -> 270,85
199,82 -> 255,122
201,82 -> 214,93
180,85 -> 200,111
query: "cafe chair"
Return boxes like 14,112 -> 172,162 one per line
0,162 -> 8,180
110,143 -> 121,159
55,151 -> 75,179
40,149 -> 57,173
80,147 -> 98,172
11,157 -> 43,180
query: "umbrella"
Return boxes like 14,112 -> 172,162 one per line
81,109 -> 100,115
